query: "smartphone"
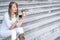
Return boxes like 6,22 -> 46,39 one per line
19,15 -> 22,18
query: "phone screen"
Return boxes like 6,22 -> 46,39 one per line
19,15 -> 22,18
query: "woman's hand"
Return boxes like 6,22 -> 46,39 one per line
16,17 -> 23,27
16,17 -> 19,22
21,11 -> 26,24
22,11 -> 26,17
17,19 -> 23,27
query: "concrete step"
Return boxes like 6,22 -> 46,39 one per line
0,1 -> 60,13
0,4 -> 60,13
34,26 -> 60,40
25,19 -> 60,40
0,5 -> 60,16
0,1 -> 60,6
45,30 -> 60,40
23,14 -> 60,32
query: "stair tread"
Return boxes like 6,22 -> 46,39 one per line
25,20 -> 60,40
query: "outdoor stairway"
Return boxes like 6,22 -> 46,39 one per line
0,0 -> 60,40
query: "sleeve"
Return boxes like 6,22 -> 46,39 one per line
4,13 -> 11,28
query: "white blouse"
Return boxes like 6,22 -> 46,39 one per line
0,12 -> 18,30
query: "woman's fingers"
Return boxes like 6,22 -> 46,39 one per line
18,19 -> 23,27
16,17 -> 20,22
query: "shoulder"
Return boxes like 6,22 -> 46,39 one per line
4,12 -> 8,16
4,12 -> 9,18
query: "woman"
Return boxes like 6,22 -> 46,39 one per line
0,2 -> 26,40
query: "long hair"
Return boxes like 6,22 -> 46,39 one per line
8,2 -> 18,20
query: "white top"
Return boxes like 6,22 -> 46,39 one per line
0,12 -> 18,31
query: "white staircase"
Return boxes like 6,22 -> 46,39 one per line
0,0 -> 60,40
